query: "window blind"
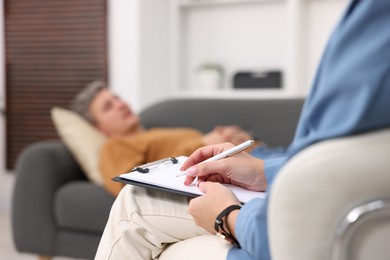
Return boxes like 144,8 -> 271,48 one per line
4,0 -> 108,169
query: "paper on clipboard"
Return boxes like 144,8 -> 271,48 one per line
113,156 -> 265,203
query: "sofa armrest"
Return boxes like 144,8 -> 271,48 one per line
269,128 -> 390,260
12,141 -> 86,255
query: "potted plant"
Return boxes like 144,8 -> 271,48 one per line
196,62 -> 225,90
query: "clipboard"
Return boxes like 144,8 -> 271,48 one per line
113,156 -> 266,203
112,176 -> 199,198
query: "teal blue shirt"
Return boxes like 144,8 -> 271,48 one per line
229,0 -> 390,259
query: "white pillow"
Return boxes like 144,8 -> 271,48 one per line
51,107 -> 107,185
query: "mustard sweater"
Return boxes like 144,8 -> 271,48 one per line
99,127 -> 204,196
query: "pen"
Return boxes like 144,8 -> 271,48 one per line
176,139 -> 254,177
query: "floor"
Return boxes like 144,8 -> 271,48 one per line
0,170 -> 80,260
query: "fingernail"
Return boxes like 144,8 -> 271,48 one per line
186,167 -> 197,176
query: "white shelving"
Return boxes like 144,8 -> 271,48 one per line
108,0 -> 348,110
179,0 -> 284,8
168,0 -> 348,99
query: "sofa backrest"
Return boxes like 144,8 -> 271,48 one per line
140,98 -> 304,147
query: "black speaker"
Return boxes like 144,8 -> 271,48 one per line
233,70 -> 282,89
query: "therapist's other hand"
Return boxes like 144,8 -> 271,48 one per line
201,125 -> 254,146
181,142 -> 267,191
188,181 -> 240,233
216,125 -> 254,145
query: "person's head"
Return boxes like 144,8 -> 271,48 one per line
70,80 -> 141,137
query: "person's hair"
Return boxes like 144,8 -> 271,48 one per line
70,80 -> 107,124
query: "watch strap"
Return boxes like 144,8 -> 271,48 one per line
214,204 -> 241,247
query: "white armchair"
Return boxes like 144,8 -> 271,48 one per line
269,128 -> 390,260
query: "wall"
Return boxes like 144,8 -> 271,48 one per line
139,0 -> 170,109
108,0 -> 170,113
108,0 -> 141,111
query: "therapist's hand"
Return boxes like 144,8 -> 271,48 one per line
188,181 -> 240,234
181,142 -> 267,192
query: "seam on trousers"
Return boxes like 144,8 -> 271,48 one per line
107,236 -> 122,260
139,213 -> 194,221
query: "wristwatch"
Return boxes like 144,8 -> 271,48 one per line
214,204 -> 241,248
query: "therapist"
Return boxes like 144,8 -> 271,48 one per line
95,0 -> 390,259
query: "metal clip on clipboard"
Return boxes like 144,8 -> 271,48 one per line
132,157 -> 179,174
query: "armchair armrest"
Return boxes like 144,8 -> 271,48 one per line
269,128 -> 390,260
12,141 -> 86,255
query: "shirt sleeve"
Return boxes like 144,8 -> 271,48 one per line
228,197 -> 271,260
250,144 -> 286,160
227,156 -> 286,260
250,144 -> 287,187
263,157 -> 287,187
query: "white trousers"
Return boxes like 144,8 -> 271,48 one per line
95,185 -> 231,260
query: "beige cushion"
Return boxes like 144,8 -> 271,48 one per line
51,107 -> 107,185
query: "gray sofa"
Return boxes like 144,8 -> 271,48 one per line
12,98 -> 304,259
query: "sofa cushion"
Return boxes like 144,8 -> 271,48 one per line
51,107 -> 107,185
55,181 -> 115,233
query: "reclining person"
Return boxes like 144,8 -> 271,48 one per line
70,81 -> 257,196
